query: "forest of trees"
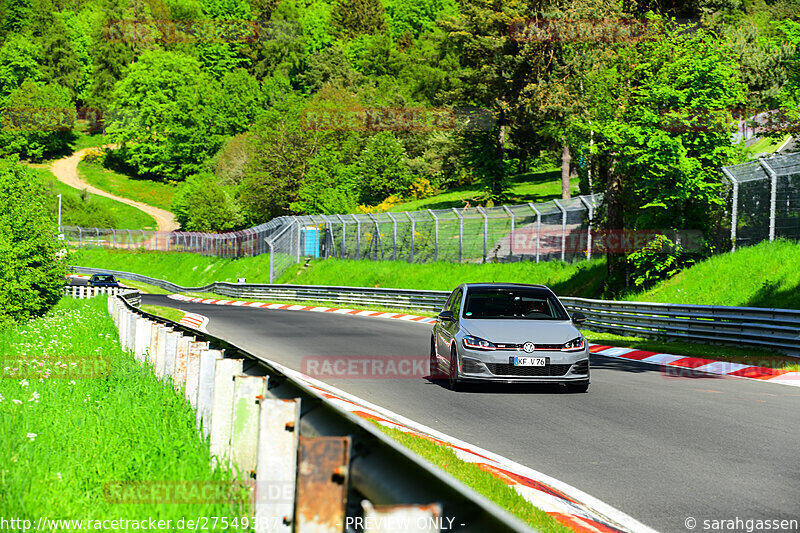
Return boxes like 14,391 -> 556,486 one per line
1,0 -> 799,290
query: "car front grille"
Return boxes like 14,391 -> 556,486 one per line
494,343 -> 564,351
485,363 -> 572,377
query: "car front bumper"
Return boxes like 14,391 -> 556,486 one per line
456,347 -> 590,383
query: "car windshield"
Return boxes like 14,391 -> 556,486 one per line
95,275 -> 114,282
462,288 -> 568,320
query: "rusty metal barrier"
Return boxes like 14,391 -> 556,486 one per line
109,293 -> 537,533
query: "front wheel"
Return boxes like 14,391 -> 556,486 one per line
448,346 -> 462,391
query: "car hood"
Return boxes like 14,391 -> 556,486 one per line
459,319 -> 580,344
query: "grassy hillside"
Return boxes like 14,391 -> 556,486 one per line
390,169 -> 577,211
632,239 -> 800,308
78,161 -> 177,212
70,248 -> 272,286
29,166 -> 157,229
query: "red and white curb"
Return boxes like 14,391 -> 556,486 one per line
178,312 -> 209,333
589,345 -> 800,387
271,361 -> 658,533
167,294 -> 437,324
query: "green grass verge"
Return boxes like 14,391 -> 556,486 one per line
744,134 -> 791,157
78,161 -> 177,212
279,258 -> 607,297
140,304 -> 186,323
389,169 -> 575,212
630,239 -> 800,309
71,127 -> 108,152
28,166 -> 157,229
0,297 -> 248,525
373,424 -> 574,533
71,249 -> 273,286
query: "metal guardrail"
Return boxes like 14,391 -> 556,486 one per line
74,266 -> 800,355
111,292 -> 537,533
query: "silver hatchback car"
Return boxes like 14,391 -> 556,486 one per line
430,283 -> 590,392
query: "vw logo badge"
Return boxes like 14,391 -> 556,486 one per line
522,342 -> 535,353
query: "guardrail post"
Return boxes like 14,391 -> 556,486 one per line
229,375 -> 267,474
154,325 -> 172,378
148,324 -> 164,371
209,358 -> 244,465
477,207 -> 488,263
553,199 -> 567,262
173,336 -> 194,393
502,205 -> 514,258
528,203 -> 541,262
579,196 -> 594,260
386,212 -> 398,261
255,398 -> 301,533
197,349 -> 225,436
427,209 -> 439,262
295,436 -> 351,533
405,211 -> 415,262
759,159 -> 778,241
185,340 -> 210,408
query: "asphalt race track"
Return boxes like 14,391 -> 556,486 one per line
142,294 -> 800,533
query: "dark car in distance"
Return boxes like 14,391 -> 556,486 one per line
88,274 -> 121,288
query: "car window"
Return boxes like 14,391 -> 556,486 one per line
462,288 -> 568,320
448,289 -> 463,316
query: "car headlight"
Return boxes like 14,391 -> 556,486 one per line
463,336 -> 497,351
562,337 -> 585,351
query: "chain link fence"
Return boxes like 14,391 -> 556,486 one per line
62,150 -> 800,283
721,151 -> 800,249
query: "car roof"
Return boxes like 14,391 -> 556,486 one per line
462,282 -> 549,290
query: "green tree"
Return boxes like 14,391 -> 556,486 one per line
107,50 -> 224,181
0,158 -> 66,325
171,173 -> 244,231
355,132 -> 413,204
0,33 -> 42,97
331,0 -> 387,38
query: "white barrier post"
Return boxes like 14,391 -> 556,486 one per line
208,359 -> 244,465
173,336 -> 194,393
118,308 -> 129,345
154,326 -> 171,378
163,331 -> 181,381
126,312 -> 137,352
134,318 -> 151,362
185,340 -> 209,408
148,324 -> 164,369
196,349 -> 225,436
229,375 -> 267,475
255,398 -> 301,533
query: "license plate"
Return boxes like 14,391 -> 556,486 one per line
513,357 -> 546,367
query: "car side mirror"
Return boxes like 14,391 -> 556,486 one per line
572,312 -> 587,325
438,310 -> 454,322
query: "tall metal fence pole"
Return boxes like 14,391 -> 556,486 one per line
451,208 -> 463,263
405,211 -> 415,263
386,212 -> 398,261
759,159 -> 778,241
528,203 -> 541,263
721,168 -> 739,251
502,206 -> 514,259
352,214 -> 361,260
335,214 -> 347,258
427,209 -> 439,262
477,207 -> 488,263
553,200 -> 567,262
265,238 -> 275,283
579,196 -> 594,260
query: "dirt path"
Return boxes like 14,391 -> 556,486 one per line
50,146 -> 179,232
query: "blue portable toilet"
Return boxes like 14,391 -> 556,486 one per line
302,226 -> 320,257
